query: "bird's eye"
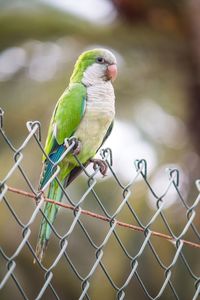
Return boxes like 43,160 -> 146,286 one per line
96,57 -> 105,64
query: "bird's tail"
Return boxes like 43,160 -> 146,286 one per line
34,179 -> 64,262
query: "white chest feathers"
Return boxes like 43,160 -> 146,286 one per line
86,81 -> 115,115
74,81 -> 115,161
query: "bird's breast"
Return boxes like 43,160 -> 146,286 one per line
74,82 -> 115,162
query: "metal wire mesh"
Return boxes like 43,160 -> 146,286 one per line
0,107 -> 200,300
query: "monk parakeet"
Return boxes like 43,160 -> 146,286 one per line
35,48 -> 117,262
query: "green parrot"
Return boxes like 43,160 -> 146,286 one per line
35,48 -> 117,262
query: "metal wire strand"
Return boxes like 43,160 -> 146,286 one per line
0,109 -> 199,300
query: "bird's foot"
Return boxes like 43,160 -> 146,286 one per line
90,158 -> 108,176
69,138 -> 82,156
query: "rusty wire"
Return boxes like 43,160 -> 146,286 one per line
0,107 -> 199,300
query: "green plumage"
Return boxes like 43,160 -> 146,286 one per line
35,48 -> 116,262
35,83 -> 86,262
43,83 -> 86,161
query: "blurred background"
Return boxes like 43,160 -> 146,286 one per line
0,0 -> 200,299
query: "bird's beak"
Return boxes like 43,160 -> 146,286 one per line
106,64 -> 117,81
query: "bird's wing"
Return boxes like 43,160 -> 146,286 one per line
39,83 -> 86,188
43,82 -> 86,160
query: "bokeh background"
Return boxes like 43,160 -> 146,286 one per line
0,0 -> 200,299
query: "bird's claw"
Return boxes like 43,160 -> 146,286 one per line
90,158 -> 108,176
69,138 -> 82,156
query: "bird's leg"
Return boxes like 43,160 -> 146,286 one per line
68,138 -> 82,156
90,158 -> 108,176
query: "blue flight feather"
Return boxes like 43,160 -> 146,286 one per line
39,144 -> 66,188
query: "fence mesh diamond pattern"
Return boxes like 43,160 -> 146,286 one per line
0,107 -> 200,300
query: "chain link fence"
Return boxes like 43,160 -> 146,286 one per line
0,107 -> 200,300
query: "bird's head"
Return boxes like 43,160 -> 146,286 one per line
70,48 -> 117,86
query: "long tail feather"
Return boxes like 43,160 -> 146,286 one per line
34,179 -> 64,262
